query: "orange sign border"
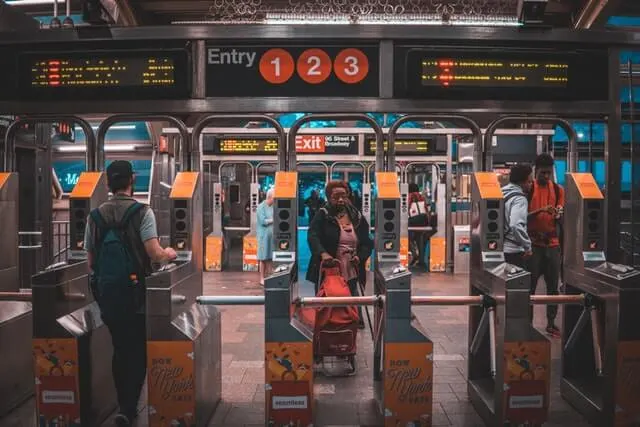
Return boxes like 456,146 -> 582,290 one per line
568,172 -> 604,200
474,172 -> 503,200
170,172 -> 199,199
69,172 -> 103,199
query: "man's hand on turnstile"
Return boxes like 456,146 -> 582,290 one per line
164,247 -> 178,260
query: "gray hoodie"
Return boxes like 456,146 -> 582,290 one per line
502,182 -> 532,254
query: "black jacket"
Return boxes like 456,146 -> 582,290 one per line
305,205 -> 373,287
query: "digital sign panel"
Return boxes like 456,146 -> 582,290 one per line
420,58 -> 568,88
395,47 -> 609,101
204,134 -> 358,155
29,57 -> 175,88
364,136 -> 446,156
208,136 -> 279,155
205,44 -> 379,97
18,49 -> 190,100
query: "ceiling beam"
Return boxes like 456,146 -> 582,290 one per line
574,0 -> 623,29
0,1 -> 40,30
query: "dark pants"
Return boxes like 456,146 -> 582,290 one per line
528,246 -> 561,324
504,252 -> 527,269
104,313 -> 147,417
409,231 -> 427,267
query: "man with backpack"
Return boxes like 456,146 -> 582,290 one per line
527,153 -> 564,338
502,163 -> 534,269
83,160 -> 177,426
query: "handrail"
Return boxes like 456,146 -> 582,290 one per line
287,114 -> 384,172
297,161 -> 330,184
218,161 -> 255,183
3,115 -> 95,172
97,115 -> 189,172
329,161 -> 366,180
388,115 -> 483,172
191,115 -> 285,172
402,161 -> 443,183
483,116 -> 577,172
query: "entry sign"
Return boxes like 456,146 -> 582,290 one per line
295,134 -> 357,155
206,44 -> 379,97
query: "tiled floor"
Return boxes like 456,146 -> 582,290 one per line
1,270 -> 590,427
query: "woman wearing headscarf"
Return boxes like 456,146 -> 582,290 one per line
257,189 -> 274,285
307,181 -> 373,328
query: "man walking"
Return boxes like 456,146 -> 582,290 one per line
527,153 -> 564,338
84,160 -> 177,426
502,163 -> 534,269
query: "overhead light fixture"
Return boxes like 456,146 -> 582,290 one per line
73,125 -> 137,131
55,144 -> 137,152
5,0 -> 65,5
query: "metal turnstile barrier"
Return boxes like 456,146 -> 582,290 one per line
195,115 -> 286,272
389,115 -> 483,274
0,115 -> 99,419
0,176 -> 31,416
99,114 -> 220,427
30,171 -> 115,425
561,172 -> 640,425
467,171 -> 551,426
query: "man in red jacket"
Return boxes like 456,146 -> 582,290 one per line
527,153 -> 564,338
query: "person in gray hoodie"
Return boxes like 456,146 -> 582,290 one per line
502,163 -> 534,268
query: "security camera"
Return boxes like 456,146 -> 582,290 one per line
517,0 -> 548,25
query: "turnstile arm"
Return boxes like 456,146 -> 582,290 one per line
197,295 -> 265,305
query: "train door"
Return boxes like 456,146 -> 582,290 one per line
296,162 -> 329,276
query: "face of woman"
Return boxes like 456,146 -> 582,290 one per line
329,187 -> 349,210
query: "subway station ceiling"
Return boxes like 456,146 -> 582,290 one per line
5,0 -> 640,29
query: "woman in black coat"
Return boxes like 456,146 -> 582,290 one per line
306,181 -> 373,327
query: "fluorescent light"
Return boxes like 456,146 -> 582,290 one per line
6,0 -> 64,5
73,125 -> 137,131
55,144 -> 137,152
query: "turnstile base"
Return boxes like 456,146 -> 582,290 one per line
0,303 -> 33,416
468,378 -> 497,426
560,377 -> 604,426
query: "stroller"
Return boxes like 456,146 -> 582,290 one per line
312,259 -> 360,376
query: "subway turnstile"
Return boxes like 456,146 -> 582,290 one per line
561,172 -> 640,426
264,170 -> 315,425
373,171 -> 433,426
0,172 -> 33,416
145,171 -> 221,427
31,171 -> 116,426
468,172 -> 551,426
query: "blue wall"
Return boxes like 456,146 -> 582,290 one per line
53,159 -> 152,193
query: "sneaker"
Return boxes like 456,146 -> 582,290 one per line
546,324 -> 561,338
114,413 -> 131,427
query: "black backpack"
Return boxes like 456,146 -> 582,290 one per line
89,202 -> 145,320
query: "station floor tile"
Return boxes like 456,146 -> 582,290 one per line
0,271 -> 591,427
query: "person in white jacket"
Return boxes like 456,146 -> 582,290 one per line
502,163 -> 534,268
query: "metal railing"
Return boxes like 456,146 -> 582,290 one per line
52,221 -> 70,263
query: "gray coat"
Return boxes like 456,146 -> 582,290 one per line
502,183 -> 532,254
